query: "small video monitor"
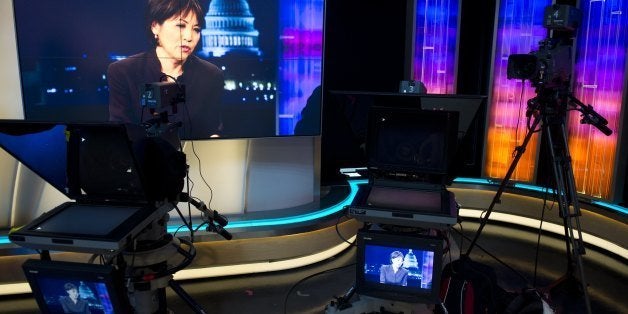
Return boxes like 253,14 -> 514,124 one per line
355,230 -> 444,304
22,259 -> 131,314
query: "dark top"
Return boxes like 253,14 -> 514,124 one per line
107,50 -> 224,139
59,296 -> 91,313
379,265 -> 409,286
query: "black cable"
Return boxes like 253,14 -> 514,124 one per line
125,237 -> 196,282
172,224 -> 187,238
453,223 -> 531,287
457,222 -> 464,259
533,192 -> 548,286
282,262 -> 356,314
514,82 -> 526,154
159,73 -> 179,84
335,213 -> 357,247
190,140 -> 214,210
171,117 -> 196,243
172,204 -> 194,236
193,221 -> 209,233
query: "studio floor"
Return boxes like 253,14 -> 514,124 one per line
0,218 -> 625,314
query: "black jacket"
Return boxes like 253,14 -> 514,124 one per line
107,50 -> 224,139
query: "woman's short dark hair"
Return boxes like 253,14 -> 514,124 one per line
146,0 -> 205,45
390,251 -> 404,260
63,282 -> 77,292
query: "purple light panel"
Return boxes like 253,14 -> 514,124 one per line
485,0 -> 550,181
413,0 -> 459,94
487,0 -> 627,200
568,0 -> 627,199
277,0 -> 324,135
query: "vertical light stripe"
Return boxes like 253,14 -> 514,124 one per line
569,0 -> 627,199
485,0 -> 550,181
413,0 -> 459,94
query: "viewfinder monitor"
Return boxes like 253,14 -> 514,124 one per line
0,120 -> 181,203
320,92 -> 486,184
22,259 -> 132,314
356,229 -> 444,304
12,0 -> 325,139
1,121 -> 179,253
366,106 -> 459,178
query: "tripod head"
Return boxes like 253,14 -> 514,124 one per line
525,88 -> 612,137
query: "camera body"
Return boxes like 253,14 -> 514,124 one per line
506,5 -> 582,89
141,81 -> 186,109
507,39 -> 572,88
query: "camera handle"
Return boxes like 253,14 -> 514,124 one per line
567,93 -> 613,136
178,192 -> 232,240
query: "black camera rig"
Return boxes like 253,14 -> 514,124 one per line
506,4 -> 582,89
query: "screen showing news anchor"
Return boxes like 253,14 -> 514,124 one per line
23,259 -> 131,313
12,0 -> 324,140
363,244 -> 436,290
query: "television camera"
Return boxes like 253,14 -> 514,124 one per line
506,4 -> 582,89
140,77 -> 186,137
507,38 -> 572,89
505,4 -> 611,136
467,5 -> 613,314
1,118 -> 231,313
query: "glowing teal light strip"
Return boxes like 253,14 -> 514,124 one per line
2,178 -> 623,245
454,178 -> 626,215
166,179 -> 367,233
0,181 -> 368,245
591,201 -> 628,215
453,177 -> 492,185
513,183 -> 554,194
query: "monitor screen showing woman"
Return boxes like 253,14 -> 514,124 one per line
12,0 -> 324,140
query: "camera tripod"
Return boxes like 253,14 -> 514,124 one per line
464,88 -> 611,314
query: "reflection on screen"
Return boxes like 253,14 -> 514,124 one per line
31,205 -> 142,236
368,108 -> 457,175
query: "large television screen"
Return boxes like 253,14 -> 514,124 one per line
12,0 -> 324,140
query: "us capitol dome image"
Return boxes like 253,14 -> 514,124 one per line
201,0 -> 261,57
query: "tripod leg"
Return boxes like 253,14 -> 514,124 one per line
169,279 -> 209,314
465,114 -> 543,256
543,121 -> 592,314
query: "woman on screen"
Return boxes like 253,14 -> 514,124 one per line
58,282 -> 91,314
107,0 -> 224,139
379,250 -> 409,286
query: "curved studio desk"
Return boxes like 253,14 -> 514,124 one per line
0,178 -> 626,296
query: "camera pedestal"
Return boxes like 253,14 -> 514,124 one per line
325,294 -> 435,314
122,214 -> 205,314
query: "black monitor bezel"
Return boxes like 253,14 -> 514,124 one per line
365,106 -> 459,178
22,259 -> 132,314
13,202 -> 155,241
355,229 -> 444,304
